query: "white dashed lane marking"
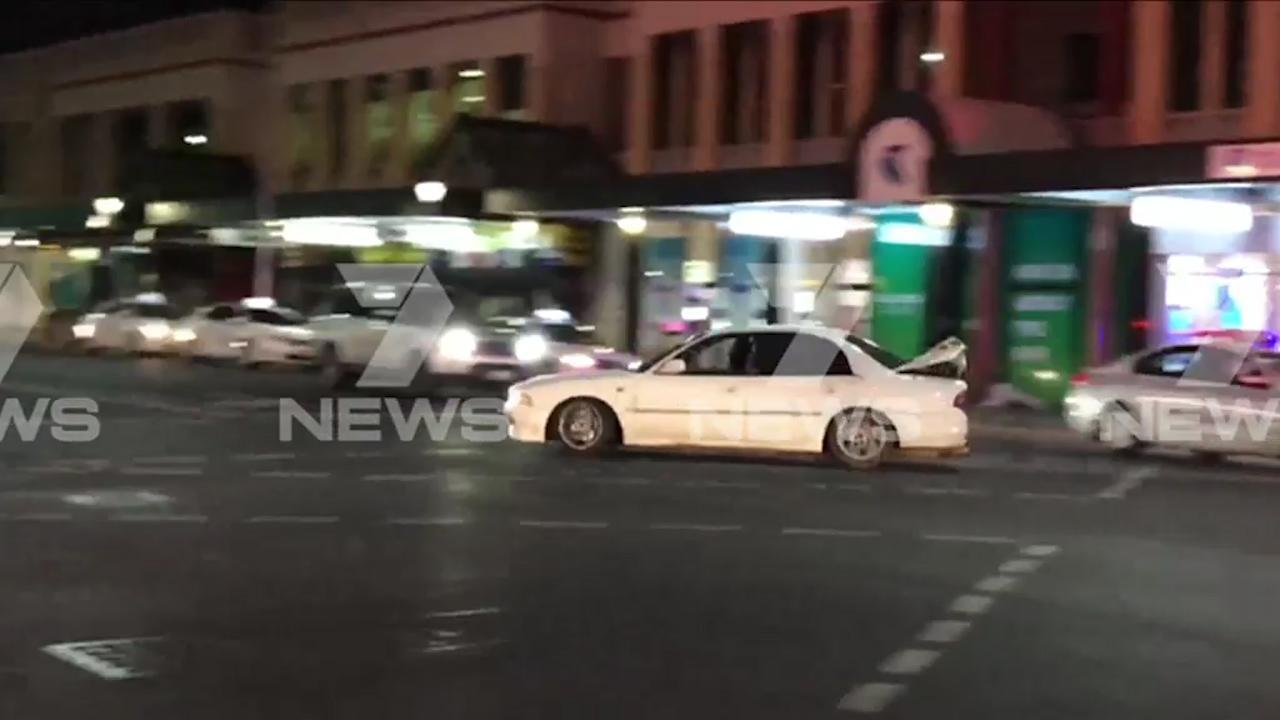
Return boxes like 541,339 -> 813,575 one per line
1098,466 -> 1155,499
781,527 -> 881,538
973,575 -> 1020,593
131,455 -> 206,465
649,522 -> 743,533
519,520 -> 609,530
245,515 -> 339,524
1022,544 -> 1061,557
1013,491 -> 1092,501
904,486 -> 987,497
232,452 -> 297,462
119,467 -> 203,477
363,473 -> 438,482
947,594 -> 995,615
837,683 -> 906,713
999,558 -> 1044,574
386,517 -> 468,526
916,620 -> 971,644
250,470 -> 332,480
878,648 -> 940,675
920,533 -> 1019,545
110,514 -> 208,523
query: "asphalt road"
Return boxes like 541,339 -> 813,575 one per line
2,353 -> 1280,719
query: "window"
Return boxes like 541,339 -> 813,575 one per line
327,79 -> 346,182
1225,0 -> 1246,108
407,69 -> 439,170
1169,0 -> 1202,112
114,108 -> 148,186
678,334 -> 754,375
603,58 -> 630,153
207,305 -> 236,321
653,31 -> 697,149
250,308 -> 304,325
1064,33 -> 1100,105
721,21 -> 768,144
794,9 -> 848,139
752,332 -> 852,376
1134,346 -> 1199,377
452,62 -> 485,116
170,100 -> 209,148
288,85 -> 315,189
365,74 -> 392,178
497,55 -> 526,118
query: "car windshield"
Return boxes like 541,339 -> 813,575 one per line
134,303 -> 183,319
845,333 -> 906,369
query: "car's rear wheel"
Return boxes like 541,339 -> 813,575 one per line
1099,402 -> 1145,455
242,340 -> 262,369
550,398 -> 617,454
826,408 -> 894,470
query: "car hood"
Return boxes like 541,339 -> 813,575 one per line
514,369 -> 634,392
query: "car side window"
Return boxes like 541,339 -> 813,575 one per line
678,334 -> 754,375
1134,346 -> 1198,378
753,332 -> 852,376
207,305 -> 234,321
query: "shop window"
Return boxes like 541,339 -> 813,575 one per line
1169,0 -> 1202,112
452,62 -> 485,116
497,55 -> 526,119
365,74 -> 392,179
288,84 -> 314,189
1063,33 -> 1100,106
603,57 -> 629,153
794,9 -> 849,139
1225,0 -> 1246,108
327,79 -> 346,182
721,21 -> 768,145
408,68 -> 439,172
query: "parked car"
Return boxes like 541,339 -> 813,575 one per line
74,296 -> 185,355
504,326 -> 968,469
1065,337 -> 1280,460
175,300 -> 315,367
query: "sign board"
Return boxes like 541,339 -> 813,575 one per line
1206,142 -> 1280,180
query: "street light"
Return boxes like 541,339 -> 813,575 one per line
183,134 -> 208,146
93,196 -> 124,216
414,181 -> 448,203
920,50 -> 945,64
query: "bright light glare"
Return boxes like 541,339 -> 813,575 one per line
1129,195 -> 1253,234
138,323 -> 171,341
242,296 -> 277,309
458,68 -> 485,79
680,306 -> 710,321
67,247 -> 102,262
183,134 -> 208,146
438,327 -> 478,361
0,231 -> 13,247
559,353 -> 596,370
13,238 -> 39,248
793,291 -> 816,314
93,197 -> 124,215
414,181 -> 448,203
72,323 -> 96,339
280,218 -> 382,247
727,210 -> 869,240
918,202 -> 955,228
616,214 -> 647,235
514,334 -> 549,363
920,51 -> 946,64
512,219 -> 540,239
534,308 -> 572,323
172,328 -> 198,343
1032,369 -> 1061,382
878,222 -> 951,246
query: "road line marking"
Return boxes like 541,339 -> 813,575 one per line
345,450 -> 388,459
424,447 -> 476,456
948,594 -> 994,615
110,514 -> 208,523
424,607 -> 502,619
363,473 -> 437,482
387,517 -> 468,526
1021,544 -> 1061,557
519,520 -> 609,529
974,575 -> 1020,593
232,452 -> 296,462
1098,466 -> 1155,499
246,515 -> 340,524
837,682 -> 905,713
998,558 -> 1043,574
905,486 -> 986,497
916,620 -> 971,644
921,533 -> 1018,545
878,648 -> 940,676
132,455 -> 206,465
119,467 -> 203,477
781,527 -> 881,538
1013,491 -> 1091,501
42,638 -> 161,680
649,522 -> 743,533
832,483 -> 873,493
12,512 -> 72,522
251,470 -> 332,480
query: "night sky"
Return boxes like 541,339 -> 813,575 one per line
0,0 -> 267,53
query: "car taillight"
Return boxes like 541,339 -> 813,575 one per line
1070,371 -> 1091,386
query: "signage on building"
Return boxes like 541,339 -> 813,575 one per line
858,118 -> 935,203
1206,142 -> 1280,180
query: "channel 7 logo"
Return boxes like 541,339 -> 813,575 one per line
0,263 -> 42,383
334,263 -> 455,388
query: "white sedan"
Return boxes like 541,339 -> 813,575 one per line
505,326 -> 968,468
75,299 -> 186,355
175,302 -> 315,367
1065,339 -> 1280,459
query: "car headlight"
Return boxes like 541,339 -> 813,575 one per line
172,328 -> 197,343
559,352 -> 596,369
138,322 -> 171,341
72,323 -> 96,339
514,334 -> 548,363
438,327 -> 477,361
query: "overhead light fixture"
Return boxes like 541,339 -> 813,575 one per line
414,181 -> 448,203
616,212 -> 647,236
93,196 -> 124,216
918,202 -> 955,228
133,227 -> 156,243
920,50 -> 945,64
280,218 -> 382,247
68,247 -> 102,262
727,210 -> 865,241
458,68 -> 485,79
13,238 -> 39,248
1129,195 -> 1253,234
85,214 -> 110,229
183,134 -> 208,146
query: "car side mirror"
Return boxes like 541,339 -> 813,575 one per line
656,358 -> 686,375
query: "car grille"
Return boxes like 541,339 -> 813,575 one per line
476,339 -> 513,357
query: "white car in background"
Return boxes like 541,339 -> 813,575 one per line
1065,337 -> 1280,459
175,300 -> 315,367
505,326 -> 968,469
74,297 -> 186,355
431,313 -> 641,384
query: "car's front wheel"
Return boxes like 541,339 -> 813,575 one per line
550,398 -> 617,454
1098,402 -> 1145,456
827,408 -> 895,470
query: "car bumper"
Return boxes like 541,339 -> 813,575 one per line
895,407 -> 969,451
504,401 -> 547,443
1063,391 -> 1105,437
258,337 -> 317,365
